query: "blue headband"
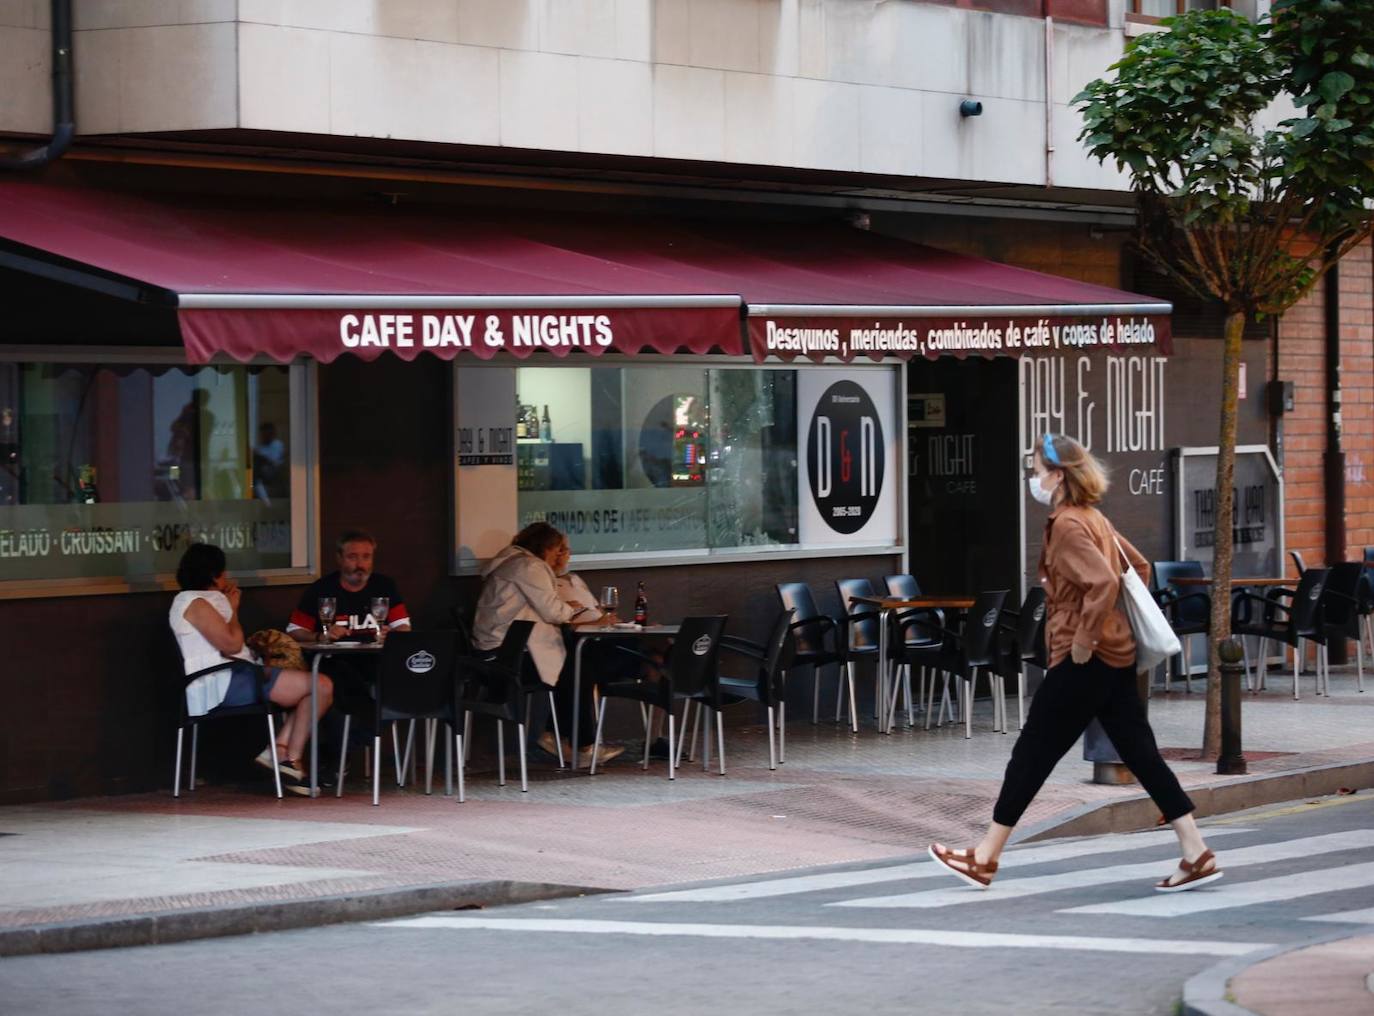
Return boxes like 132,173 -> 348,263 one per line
1042,433 -> 1061,466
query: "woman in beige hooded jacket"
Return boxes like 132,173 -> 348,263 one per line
472,522 -> 623,765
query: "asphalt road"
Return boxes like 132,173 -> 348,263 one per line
4,794 -> 1373,1016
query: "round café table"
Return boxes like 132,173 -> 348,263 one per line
850,594 -> 976,733
300,640 -> 382,797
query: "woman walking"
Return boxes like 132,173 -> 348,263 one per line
930,434 -> 1222,893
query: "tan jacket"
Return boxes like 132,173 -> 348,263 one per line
1038,503 -> 1149,669
473,545 -> 592,686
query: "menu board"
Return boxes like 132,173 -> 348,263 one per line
1174,445 -> 1283,577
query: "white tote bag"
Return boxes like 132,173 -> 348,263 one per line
1112,536 -> 1182,673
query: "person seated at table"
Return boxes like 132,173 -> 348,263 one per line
556,559 -> 671,758
287,529 -> 411,645
285,528 -> 410,728
169,542 -> 333,795
473,522 -> 625,767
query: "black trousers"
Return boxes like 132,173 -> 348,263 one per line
992,655 -> 1195,827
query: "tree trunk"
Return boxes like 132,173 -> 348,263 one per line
1203,309 -> 1247,760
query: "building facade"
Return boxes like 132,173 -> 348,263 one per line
0,0 -> 1360,803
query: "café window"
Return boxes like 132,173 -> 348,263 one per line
513,365 -> 800,555
0,357 -> 313,592
454,361 -> 899,569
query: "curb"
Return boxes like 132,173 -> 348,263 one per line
1012,758 -> 1374,845
0,880 -> 608,958
1181,929 -> 1371,1016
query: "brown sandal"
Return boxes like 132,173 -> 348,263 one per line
928,843 -> 999,890
1155,849 -> 1223,893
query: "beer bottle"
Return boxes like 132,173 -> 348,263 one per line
633,581 -> 648,625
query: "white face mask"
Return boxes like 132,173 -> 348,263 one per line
1028,474 -> 1056,506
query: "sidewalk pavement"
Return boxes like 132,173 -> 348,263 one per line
1185,928 -> 1374,1016
2,664 -> 1371,982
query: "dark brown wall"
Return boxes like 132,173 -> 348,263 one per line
0,353 -> 897,803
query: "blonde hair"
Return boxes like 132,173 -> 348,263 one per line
1038,433 -> 1109,506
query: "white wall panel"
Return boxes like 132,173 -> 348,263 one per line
0,0 -> 1170,193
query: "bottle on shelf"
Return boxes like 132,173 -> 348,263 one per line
633,581 -> 647,625
515,395 -> 527,439
540,404 -> 552,442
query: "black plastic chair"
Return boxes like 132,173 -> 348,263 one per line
680,609 -> 797,772
455,620 -> 550,798
882,574 -> 946,729
450,605 -> 475,652
835,578 -> 884,732
1151,561 -> 1211,693
1360,549 -> 1374,663
775,583 -> 842,725
990,586 -> 1047,731
920,590 -> 1010,738
1319,562 -> 1367,694
1291,550 -> 1308,577
173,658 -> 295,798
1232,568 -> 1328,699
589,615 -> 727,779
368,630 -> 462,805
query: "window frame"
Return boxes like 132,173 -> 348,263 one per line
1126,0 -> 1231,24
450,355 -> 907,574
0,346 -> 320,600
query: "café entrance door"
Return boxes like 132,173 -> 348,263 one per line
906,358 -> 1021,594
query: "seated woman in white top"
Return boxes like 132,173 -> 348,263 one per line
472,522 -> 624,766
169,542 -> 333,794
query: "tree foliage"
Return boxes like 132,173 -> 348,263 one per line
1072,0 -> 1374,758
1074,1 -> 1374,318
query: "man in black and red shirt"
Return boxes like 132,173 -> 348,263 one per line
288,529 -> 411,643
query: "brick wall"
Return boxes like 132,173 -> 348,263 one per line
1275,239 -> 1374,569
1339,241 -> 1374,558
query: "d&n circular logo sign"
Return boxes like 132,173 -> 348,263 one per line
807,380 -> 885,535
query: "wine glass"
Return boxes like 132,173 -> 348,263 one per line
317,597 -> 337,643
599,586 -> 619,619
370,596 -> 390,640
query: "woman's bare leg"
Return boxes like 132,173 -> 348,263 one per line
974,822 -> 1014,866
1158,812 -> 1212,886
269,670 -> 334,764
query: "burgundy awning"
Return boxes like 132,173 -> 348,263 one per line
0,179 -> 1171,364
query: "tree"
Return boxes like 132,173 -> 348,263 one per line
1074,0 -> 1374,758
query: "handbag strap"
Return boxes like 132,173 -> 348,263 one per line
1111,534 -> 1129,570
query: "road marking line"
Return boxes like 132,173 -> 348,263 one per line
831,830 -> 1374,910
620,828 -> 1255,904
374,916 -> 1270,956
1208,794 -> 1370,825
1063,860 -> 1374,917
1302,907 -> 1374,925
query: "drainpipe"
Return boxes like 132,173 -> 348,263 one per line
1324,252 -> 1348,660
1,0 -> 74,170
1044,1 -> 1055,188
1324,255 -> 1345,565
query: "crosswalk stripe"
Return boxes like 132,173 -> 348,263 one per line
830,830 -> 1374,910
620,828 -> 1255,904
1062,859 -> 1374,918
1302,907 -> 1374,925
375,916 -> 1270,957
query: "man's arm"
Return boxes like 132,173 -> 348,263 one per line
381,577 -> 411,630
287,584 -> 322,642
